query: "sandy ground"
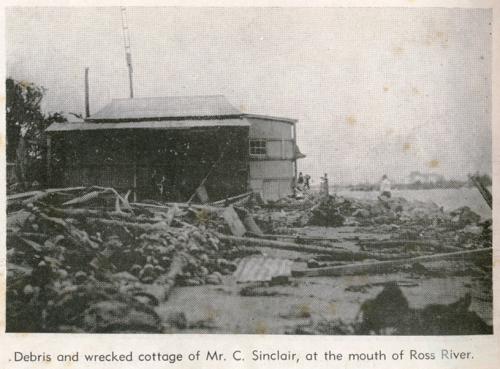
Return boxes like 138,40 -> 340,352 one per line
156,226 -> 492,334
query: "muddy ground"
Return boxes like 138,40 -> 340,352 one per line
159,226 -> 492,334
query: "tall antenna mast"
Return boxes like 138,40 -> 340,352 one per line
120,7 -> 134,98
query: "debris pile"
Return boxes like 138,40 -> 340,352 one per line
253,193 -> 491,250
6,187 -> 250,332
6,185 -> 492,334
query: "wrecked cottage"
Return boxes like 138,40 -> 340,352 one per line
45,95 -> 305,202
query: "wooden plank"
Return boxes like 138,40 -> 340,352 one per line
210,191 -> 253,206
218,234 -> 402,261
291,247 -> 492,277
132,202 -> 223,215
222,206 -> 246,237
260,233 -> 340,242
8,187 -> 85,201
358,239 -> 461,253
469,175 -> 492,209
243,213 -> 264,236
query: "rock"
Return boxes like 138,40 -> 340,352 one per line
83,300 -> 160,333
23,284 -> 34,295
74,271 -> 87,284
205,272 -> 222,285
130,264 -> 142,276
307,259 -> 320,268
353,209 -> 370,218
166,312 -> 188,329
183,278 -> 202,286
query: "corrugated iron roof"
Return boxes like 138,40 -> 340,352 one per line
245,114 -> 298,124
46,118 -> 250,132
87,95 -> 241,121
233,256 -> 293,283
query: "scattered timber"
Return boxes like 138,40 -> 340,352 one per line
358,239 -> 462,253
291,247 -> 493,277
219,234 -> 402,261
210,191 -> 253,207
222,206 -> 247,237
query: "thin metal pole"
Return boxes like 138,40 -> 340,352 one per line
84,68 -> 90,118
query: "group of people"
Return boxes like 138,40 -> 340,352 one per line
295,171 -> 392,200
296,172 -> 311,190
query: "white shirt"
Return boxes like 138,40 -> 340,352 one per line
380,178 -> 391,192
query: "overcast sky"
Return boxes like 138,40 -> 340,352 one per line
6,7 -> 492,184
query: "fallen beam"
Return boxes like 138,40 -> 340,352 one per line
7,186 -> 86,202
149,254 -> 187,301
358,239 -> 462,253
218,234 -> 402,261
132,202 -> 223,215
291,247 -> 492,277
210,191 -> 253,207
469,175 -> 492,209
260,233 -> 340,242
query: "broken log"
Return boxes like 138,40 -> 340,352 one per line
358,239 -> 462,253
86,217 -> 172,233
218,234 -> 402,261
243,213 -> 264,236
149,253 -> 187,301
260,233 -> 340,242
469,175 -> 492,209
132,202 -> 223,215
164,205 -> 179,226
37,211 -> 99,250
8,186 -> 85,202
210,191 -> 253,207
292,247 -> 493,277
42,205 -> 140,222
222,206 -> 246,237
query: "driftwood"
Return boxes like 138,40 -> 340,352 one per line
148,253 -> 187,301
164,205 -> 179,226
242,213 -> 264,236
218,234 -> 401,261
260,233 -> 340,242
62,186 -> 132,211
469,175 -> 492,209
8,186 -> 85,202
37,211 -> 99,250
222,206 -> 246,237
292,247 -> 493,277
8,187 -> 86,210
132,202 -> 223,215
210,191 -> 253,207
358,239 -> 462,253
43,206 -> 141,222
86,217 -> 172,233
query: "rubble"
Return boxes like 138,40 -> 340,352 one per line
6,185 -> 492,334
6,187 -> 256,332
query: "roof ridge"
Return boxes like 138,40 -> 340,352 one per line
111,94 -> 226,102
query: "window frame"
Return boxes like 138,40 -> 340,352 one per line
249,139 -> 267,157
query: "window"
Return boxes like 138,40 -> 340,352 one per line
249,139 -> 267,156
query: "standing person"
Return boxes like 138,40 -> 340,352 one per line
304,174 -> 311,190
379,174 -> 392,199
320,173 -> 329,197
159,174 -> 169,201
297,172 -> 304,189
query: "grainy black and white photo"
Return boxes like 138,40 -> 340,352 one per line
5,7 -> 493,335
